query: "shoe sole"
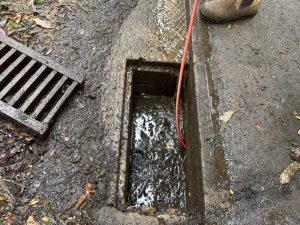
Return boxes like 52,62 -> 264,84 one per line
200,12 -> 258,24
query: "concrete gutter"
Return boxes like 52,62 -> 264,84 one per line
186,0 -> 232,224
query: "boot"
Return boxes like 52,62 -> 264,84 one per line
200,0 -> 261,23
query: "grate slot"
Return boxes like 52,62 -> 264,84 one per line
0,55 -> 36,99
43,81 -> 77,123
0,43 -> 8,55
31,76 -> 68,119
8,63 -> 46,106
19,70 -> 57,112
0,54 -> 28,86
22,73 -> 60,116
36,78 -> 73,122
0,49 -> 19,72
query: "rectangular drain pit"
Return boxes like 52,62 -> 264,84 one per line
118,60 -> 186,214
0,33 -> 84,137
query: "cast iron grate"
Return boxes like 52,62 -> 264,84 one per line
0,33 -> 84,137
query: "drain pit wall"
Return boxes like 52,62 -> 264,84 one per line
184,64 -> 205,220
117,60 -> 187,211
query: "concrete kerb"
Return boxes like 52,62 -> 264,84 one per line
187,0 -> 232,224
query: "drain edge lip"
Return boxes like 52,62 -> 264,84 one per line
117,60 -> 186,212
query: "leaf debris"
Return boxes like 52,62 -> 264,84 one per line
75,182 -> 95,209
27,215 -> 38,225
29,199 -> 39,206
33,18 -> 54,29
219,110 -> 235,123
280,161 -> 300,185
42,216 -> 50,222
255,123 -> 263,131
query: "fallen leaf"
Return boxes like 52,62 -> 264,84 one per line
295,116 -> 300,120
162,146 -> 176,151
0,194 -> 8,201
255,123 -> 262,131
29,199 -> 39,206
75,194 -> 88,209
64,136 -> 70,142
25,136 -> 34,144
80,27 -> 85,35
298,130 -> 300,136
27,215 -> 38,225
45,48 -> 53,55
23,14 -> 32,21
280,161 -> 300,185
12,15 -> 22,24
41,216 -> 50,222
19,132 -> 30,139
6,139 -> 14,145
33,18 -> 54,29
85,182 -> 96,196
6,20 -> 20,31
75,182 -> 95,209
262,196 -> 272,204
219,111 -> 235,123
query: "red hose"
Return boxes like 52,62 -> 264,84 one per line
176,0 -> 199,150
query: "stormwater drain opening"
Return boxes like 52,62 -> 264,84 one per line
118,60 -> 187,213
0,33 -> 84,137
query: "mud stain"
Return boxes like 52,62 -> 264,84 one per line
128,95 -> 186,211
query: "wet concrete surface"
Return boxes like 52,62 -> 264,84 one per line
191,0 -> 300,224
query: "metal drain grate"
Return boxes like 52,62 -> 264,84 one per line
0,33 -> 84,137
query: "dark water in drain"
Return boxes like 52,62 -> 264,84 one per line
129,95 -> 186,210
